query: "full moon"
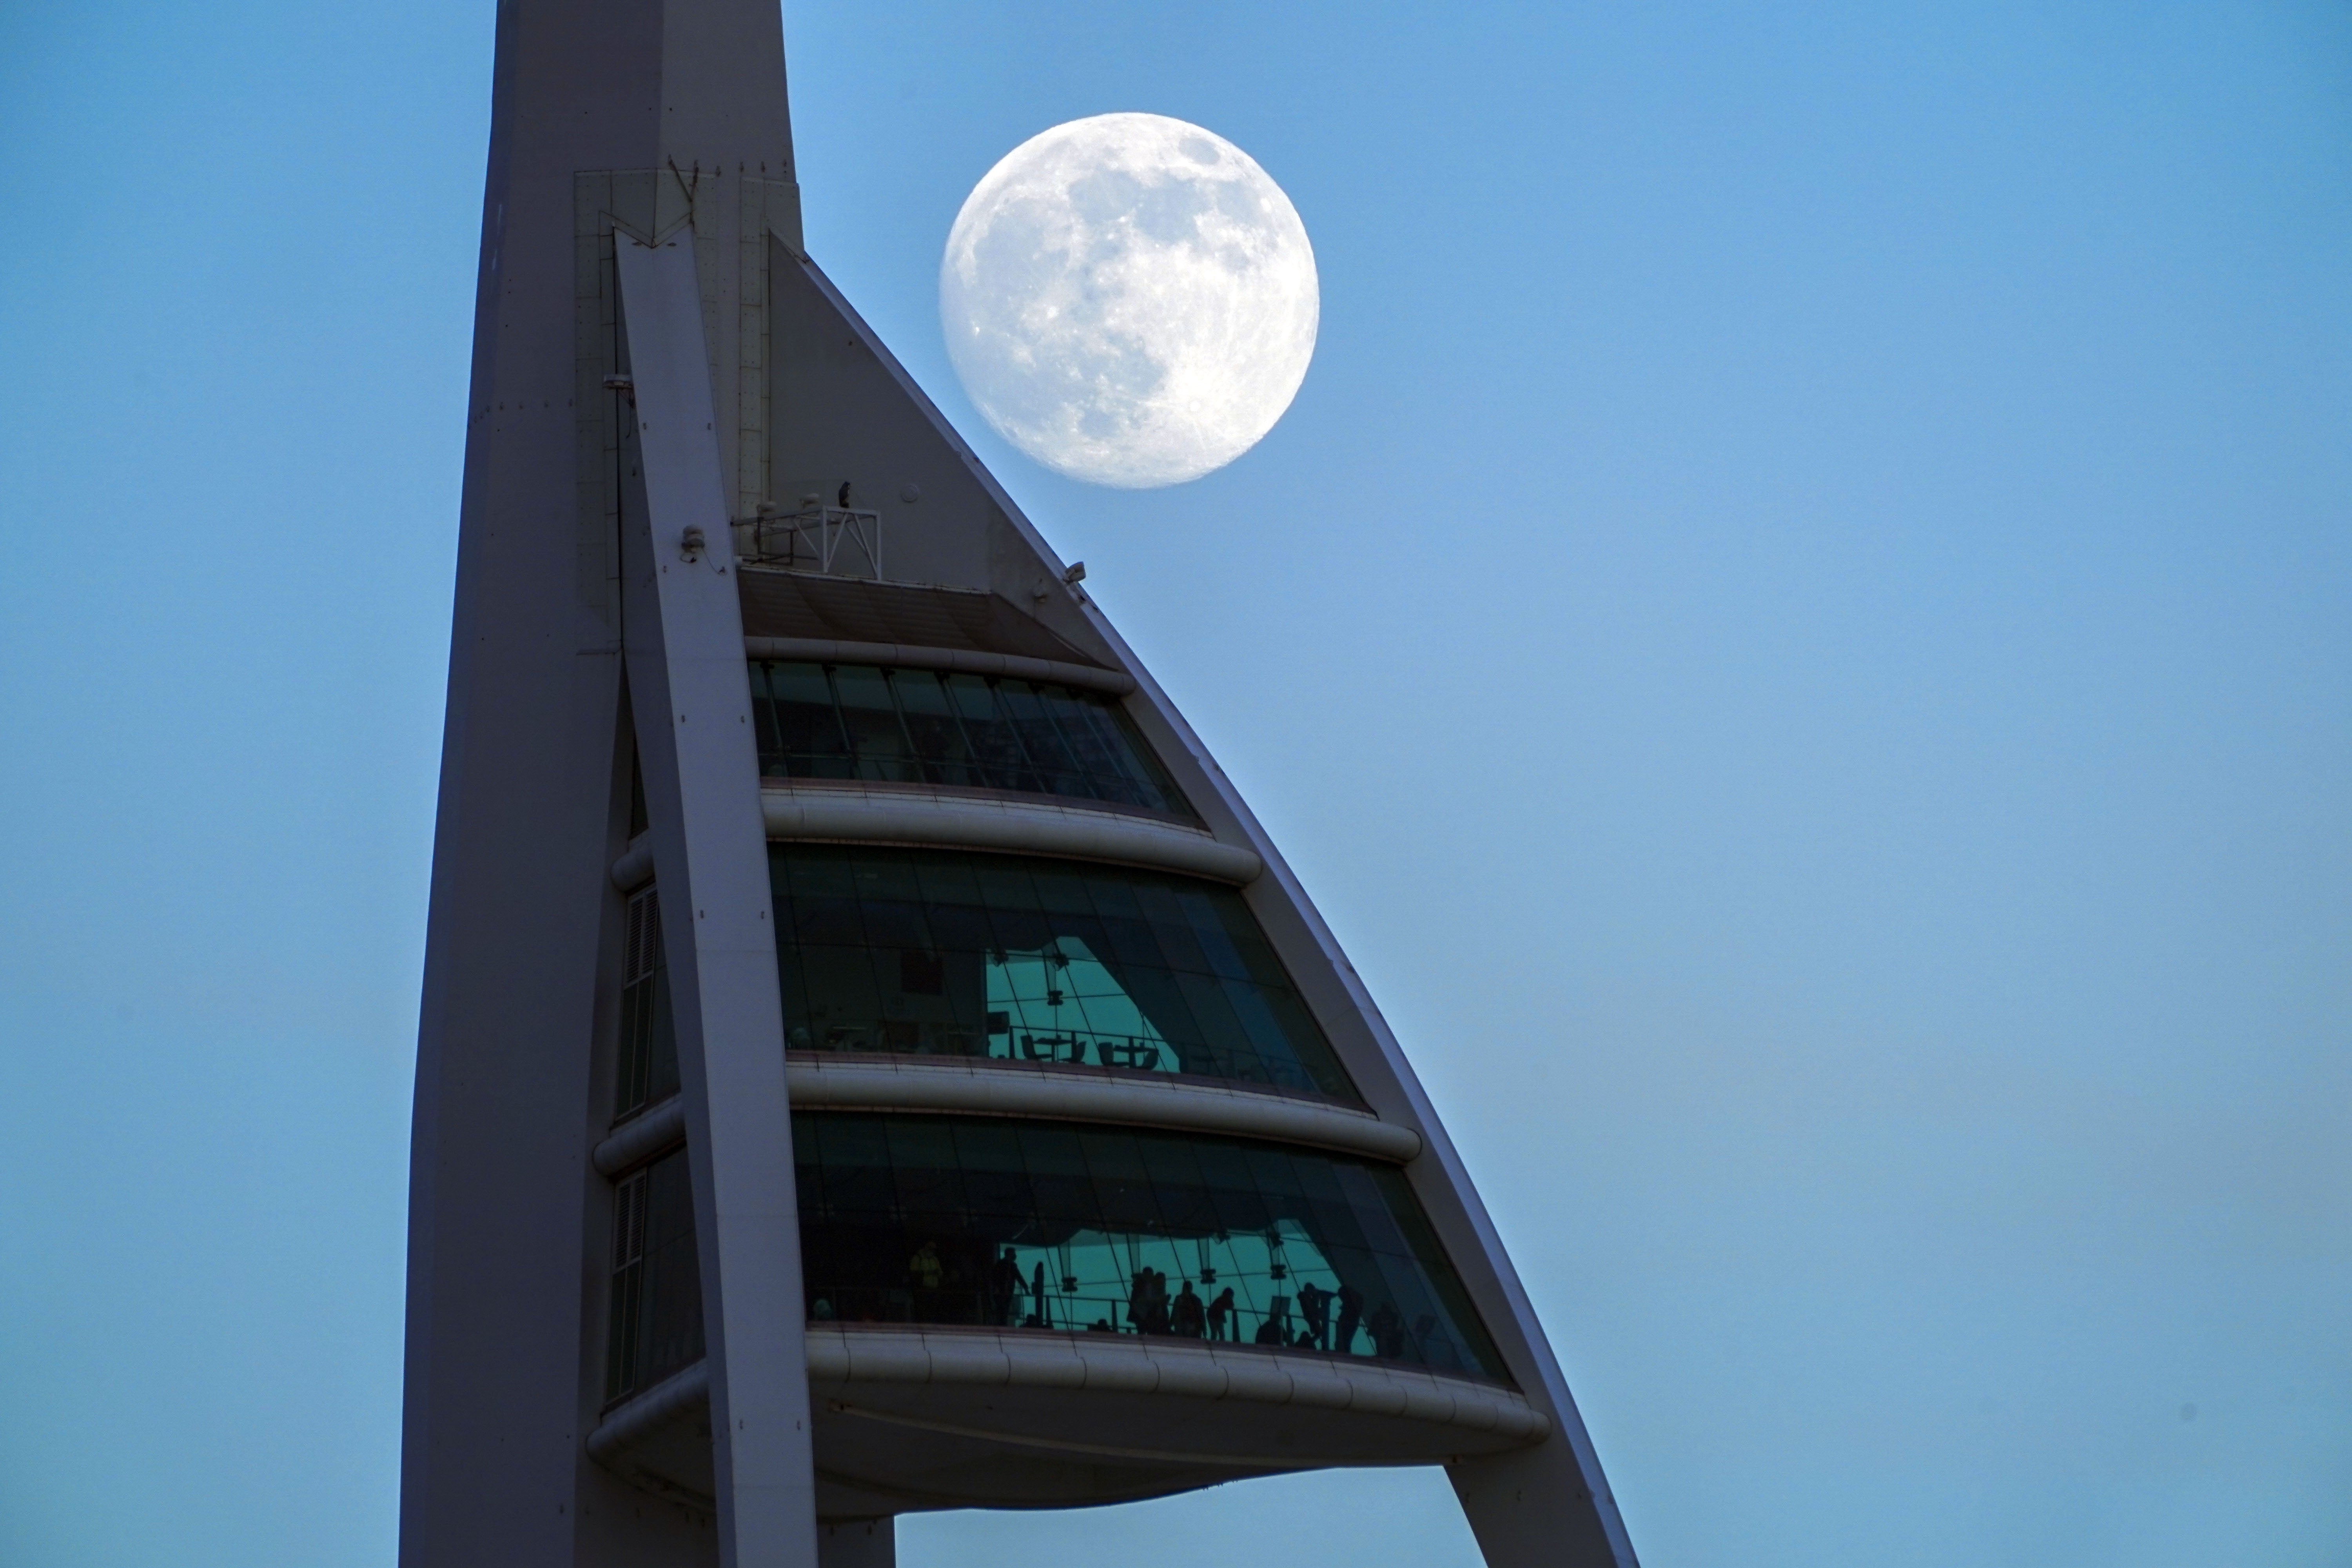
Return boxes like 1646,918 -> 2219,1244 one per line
940,113 -> 1319,489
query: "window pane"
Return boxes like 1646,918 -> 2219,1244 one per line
940,674 -> 1037,793
771,846 -> 1353,1102
779,1112 -> 1506,1381
829,666 -> 921,784
1045,692 -> 1142,805
889,670 -> 985,788
749,661 -> 1191,816
760,662 -> 853,779
604,1147 -> 705,1402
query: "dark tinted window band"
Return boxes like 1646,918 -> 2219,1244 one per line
792,1112 -> 1507,1382
770,845 -> 1356,1102
605,1147 -> 703,1403
750,660 -> 1188,817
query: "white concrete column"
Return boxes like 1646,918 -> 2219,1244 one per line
617,225 -> 818,1568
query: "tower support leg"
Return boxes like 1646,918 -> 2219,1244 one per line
617,226 -> 820,1568
1451,1437 -> 1637,1568
816,1519 -> 893,1568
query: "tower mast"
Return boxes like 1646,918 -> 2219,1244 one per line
405,5 -> 1640,1566
406,1 -> 809,1564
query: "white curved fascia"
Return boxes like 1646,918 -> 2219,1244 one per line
744,637 -> 1136,696
595,1096 -> 688,1176
592,1062 -> 1421,1176
609,832 -> 653,891
590,1329 -> 1548,1462
806,1327 -> 1550,1448
586,1358 -> 710,1466
760,785 -> 1262,884
785,1056 -> 1420,1163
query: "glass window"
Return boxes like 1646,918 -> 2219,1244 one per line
794,1112 -> 1507,1382
772,846 -> 1356,1102
829,666 -> 922,784
605,1146 -> 704,1403
615,886 -> 679,1119
749,661 -> 1189,817
751,661 -> 853,779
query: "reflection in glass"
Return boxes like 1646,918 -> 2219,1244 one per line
771,846 -> 1355,1101
750,661 -> 1187,816
793,1113 -> 1505,1382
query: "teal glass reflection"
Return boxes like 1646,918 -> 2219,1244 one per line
771,846 -> 1355,1101
792,1112 -> 1507,1382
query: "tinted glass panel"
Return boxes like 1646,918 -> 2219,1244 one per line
750,661 -> 1187,816
795,1112 -> 1506,1382
605,1146 -> 704,1403
771,846 -> 1356,1101
615,887 -> 679,1119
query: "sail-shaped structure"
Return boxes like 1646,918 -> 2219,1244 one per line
399,2 -> 1639,1565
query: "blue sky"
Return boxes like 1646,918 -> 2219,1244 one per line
0,1 -> 2346,1564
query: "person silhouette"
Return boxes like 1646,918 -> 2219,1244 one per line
1252,1294 -> 1291,1347
1368,1299 -> 1404,1359
1333,1282 -> 1364,1354
985,1247 -> 1022,1326
1126,1270 -> 1151,1334
909,1241 -> 942,1289
1142,1269 -> 1172,1335
908,1240 -> 944,1320
1297,1280 -> 1331,1350
1206,1287 -> 1236,1341
1171,1280 -> 1206,1338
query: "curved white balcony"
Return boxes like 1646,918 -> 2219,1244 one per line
761,782 -> 1261,883
609,786 -> 1261,892
743,635 -> 1136,696
592,1058 -> 1422,1176
589,1326 -> 1549,1511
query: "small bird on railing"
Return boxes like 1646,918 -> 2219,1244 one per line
837,481 -> 852,509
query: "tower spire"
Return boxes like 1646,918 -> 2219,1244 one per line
408,4 -> 1638,1566
406,2 -> 807,1564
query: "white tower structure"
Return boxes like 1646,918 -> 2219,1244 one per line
398,3 -> 1640,1565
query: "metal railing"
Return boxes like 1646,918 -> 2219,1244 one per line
791,1021 -> 1175,1074
736,501 -> 882,577
802,1285 -> 1455,1368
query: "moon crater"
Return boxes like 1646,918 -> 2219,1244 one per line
940,113 -> 1319,489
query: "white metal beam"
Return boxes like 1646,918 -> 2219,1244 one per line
617,224 -> 819,1568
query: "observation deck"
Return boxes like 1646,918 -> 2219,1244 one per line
591,1326 -> 1550,1512
584,569 -> 1493,1521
